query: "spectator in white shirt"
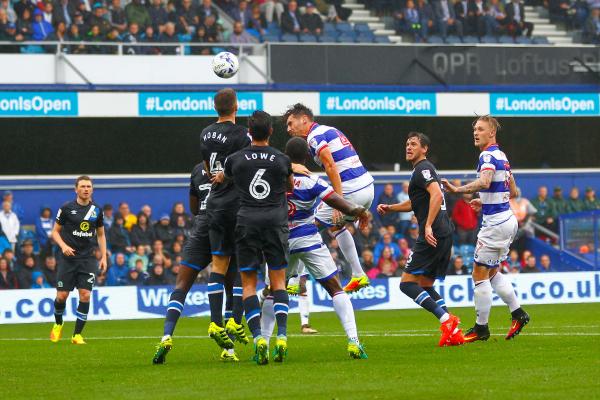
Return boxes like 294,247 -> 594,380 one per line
0,201 -> 20,250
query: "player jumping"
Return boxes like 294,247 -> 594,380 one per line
378,132 -> 464,347
284,104 -> 373,293
50,176 -> 107,345
220,110 -> 293,365
200,88 -> 251,351
262,137 -> 370,359
152,163 -> 247,364
442,116 -> 530,342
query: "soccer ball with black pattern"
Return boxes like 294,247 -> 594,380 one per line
212,52 -> 239,79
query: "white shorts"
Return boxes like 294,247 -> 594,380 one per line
288,245 -> 338,281
315,184 -> 374,227
474,215 -> 518,267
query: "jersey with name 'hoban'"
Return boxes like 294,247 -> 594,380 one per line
56,201 -> 104,258
189,163 -> 212,215
224,145 -> 292,227
199,121 -> 251,210
408,159 -> 452,239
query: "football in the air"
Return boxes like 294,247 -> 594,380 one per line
212,52 -> 239,79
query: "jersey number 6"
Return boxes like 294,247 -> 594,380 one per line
250,169 -> 271,200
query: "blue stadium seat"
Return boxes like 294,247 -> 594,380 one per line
480,35 -> 498,43
354,23 -> 371,33
459,244 -> 475,257
267,21 -> 280,31
262,34 -> 280,42
532,36 -> 550,44
299,33 -> 318,42
337,34 -> 357,43
498,35 -> 515,44
318,34 -> 338,43
246,28 -> 261,39
374,35 -> 392,43
335,22 -> 353,33
0,236 -> 10,255
426,35 -> 444,44
462,35 -> 479,44
356,35 -> 375,43
444,35 -> 462,44
323,22 -> 337,34
281,33 -> 299,42
515,36 -> 532,44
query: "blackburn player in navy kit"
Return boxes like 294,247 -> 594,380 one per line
219,110 -> 293,365
50,176 -> 107,345
152,163 -> 248,364
378,132 -> 464,347
200,88 -> 252,351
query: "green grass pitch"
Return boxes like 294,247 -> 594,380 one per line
1,303 -> 599,400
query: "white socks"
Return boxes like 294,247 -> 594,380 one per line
332,292 -> 358,342
299,294 -> 310,326
491,272 -> 521,312
260,297 -> 276,343
474,279 -> 493,325
335,229 -> 364,278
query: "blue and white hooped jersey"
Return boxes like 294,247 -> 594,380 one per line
288,173 -> 334,253
307,123 -> 374,195
477,144 -> 514,225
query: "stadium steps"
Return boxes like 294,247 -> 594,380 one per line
345,0 -> 402,43
524,5 -> 574,44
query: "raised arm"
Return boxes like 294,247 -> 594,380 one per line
377,199 -> 412,215
442,169 -> 493,194
323,192 -> 369,229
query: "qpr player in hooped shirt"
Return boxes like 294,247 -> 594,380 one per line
284,103 -> 374,294
442,115 -> 530,343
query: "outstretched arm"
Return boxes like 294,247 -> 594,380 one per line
323,192 -> 369,229
442,169 -> 494,194
377,200 -> 412,215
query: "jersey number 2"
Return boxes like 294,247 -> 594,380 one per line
249,169 -> 271,200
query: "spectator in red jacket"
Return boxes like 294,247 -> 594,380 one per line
451,193 -> 479,245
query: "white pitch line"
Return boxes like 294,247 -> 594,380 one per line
1,332 -> 600,341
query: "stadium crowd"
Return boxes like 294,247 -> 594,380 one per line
0,0 -> 597,52
2,181 -> 598,290
0,0 -> 354,53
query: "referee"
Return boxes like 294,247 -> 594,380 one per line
50,176 -> 107,345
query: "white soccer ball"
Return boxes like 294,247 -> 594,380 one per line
212,52 -> 239,79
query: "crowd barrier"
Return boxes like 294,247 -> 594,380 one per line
1,272 -> 598,324
1,91 -> 600,117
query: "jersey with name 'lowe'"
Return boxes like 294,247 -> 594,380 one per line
224,145 -> 292,227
